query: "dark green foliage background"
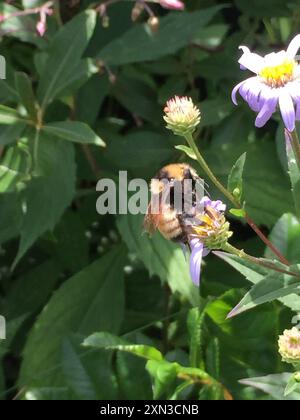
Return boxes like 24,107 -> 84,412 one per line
0,0 -> 300,400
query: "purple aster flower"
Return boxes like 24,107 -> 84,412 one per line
187,196 -> 230,286
232,34 -> 300,131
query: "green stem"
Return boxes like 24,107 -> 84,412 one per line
222,243 -> 300,279
289,129 -> 300,170
184,133 -> 290,266
185,133 -> 240,207
53,0 -> 63,27
33,128 -> 41,171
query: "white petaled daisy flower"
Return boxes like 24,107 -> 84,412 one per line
232,34 -> 300,131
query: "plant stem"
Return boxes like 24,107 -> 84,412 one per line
289,129 -> 300,169
222,243 -> 300,279
184,133 -> 290,266
33,128 -> 41,171
185,133 -> 240,206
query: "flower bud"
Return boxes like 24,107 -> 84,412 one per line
36,20 -> 46,37
163,96 -> 201,137
159,0 -> 185,10
148,16 -> 159,34
278,327 -> 300,366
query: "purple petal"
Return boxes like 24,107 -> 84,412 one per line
279,89 -> 296,131
296,104 -> 300,121
255,101 -> 276,128
211,200 -> 226,212
232,80 -> 247,105
189,239 -> 204,287
238,46 -> 264,74
254,89 -> 278,128
286,34 -> 300,59
246,82 -> 263,112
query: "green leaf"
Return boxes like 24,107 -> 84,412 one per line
97,6 -> 224,65
207,140 -> 293,227
286,134 -> 300,217
0,123 -> 27,147
229,208 -> 246,218
76,74 -> 110,126
104,131 -> 175,171
0,193 -> 22,246
62,337 -> 98,400
215,252 -> 300,314
14,133 -> 76,267
227,269 -> 300,318
175,145 -> 197,160
112,74 -> 161,123
265,214 -> 300,264
42,121 -> 105,147
0,79 -> 18,103
235,0 -> 289,17
0,105 -> 28,125
15,72 -> 38,122
50,59 -> 98,101
116,351 -> 152,400
284,373 -> 300,397
146,360 -> 178,399
227,152 -> 246,201
4,260 -> 60,319
83,332 -> 163,362
240,373 -> 300,400
117,214 -> 199,306
37,11 -> 97,110
51,211 -> 89,273
0,143 -> 31,193
19,247 -> 126,388
187,308 -> 204,368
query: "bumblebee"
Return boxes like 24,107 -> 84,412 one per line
144,163 -> 203,244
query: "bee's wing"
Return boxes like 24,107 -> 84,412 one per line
143,202 -> 160,235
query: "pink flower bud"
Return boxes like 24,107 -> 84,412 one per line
36,20 -> 46,37
0,14 -> 6,23
159,0 -> 185,10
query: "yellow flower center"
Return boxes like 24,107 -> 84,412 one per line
259,59 -> 296,87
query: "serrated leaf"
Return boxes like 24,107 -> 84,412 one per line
175,145 -> 197,160
83,332 -> 163,362
13,133 -> 76,267
19,247 -> 126,389
37,11 -> 97,110
42,121 -> 105,146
